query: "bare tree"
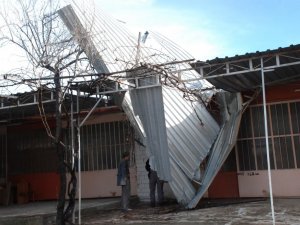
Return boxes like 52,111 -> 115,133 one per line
0,0 -> 97,224
0,0 -> 218,224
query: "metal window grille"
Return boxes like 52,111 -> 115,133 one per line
7,129 -> 57,175
237,100 -> 300,171
5,120 -> 134,175
80,120 -> 134,171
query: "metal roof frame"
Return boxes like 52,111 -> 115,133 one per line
191,45 -> 300,92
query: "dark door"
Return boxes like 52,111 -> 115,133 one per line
208,149 -> 239,198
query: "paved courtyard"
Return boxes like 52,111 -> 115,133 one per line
82,198 -> 300,225
0,198 -> 299,224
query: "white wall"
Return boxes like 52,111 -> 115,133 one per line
238,169 -> 300,197
134,141 -> 175,201
69,168 -> 137,198
134,142 -> 150,201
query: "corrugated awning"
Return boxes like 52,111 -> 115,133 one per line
192,44 -> 300,92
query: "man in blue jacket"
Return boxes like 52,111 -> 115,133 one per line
117,151 -> 131,211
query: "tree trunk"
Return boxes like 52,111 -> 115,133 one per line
56,143 -> 66,225
54,72 -> 66,225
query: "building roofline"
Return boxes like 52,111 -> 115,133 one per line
196,44 -> 300,65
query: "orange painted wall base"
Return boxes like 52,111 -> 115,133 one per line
10,172 -> 60,202
208,171 -> 239,198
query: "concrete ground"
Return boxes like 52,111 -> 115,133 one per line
83,198 -> 300,225
0,198 -> 120,225
0,198 -> 300,225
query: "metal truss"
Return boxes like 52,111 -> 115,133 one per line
0,90 -> 55,110
189,49 -> 300,82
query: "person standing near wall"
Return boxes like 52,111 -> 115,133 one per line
117,151 -> 131,212
145,156 -> 164,207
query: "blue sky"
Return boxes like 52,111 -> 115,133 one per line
96,0 -> 300,60
1,0 -> 300,75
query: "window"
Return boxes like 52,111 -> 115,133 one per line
237,101 -> 299,171
237,140 -> 256,171
255,138 -> 274,170
273,137 -> 294,169
7,120 -> 134,175
293,136 -> 300,167
290,102 -> 300,134
238,110 -> 252,139
251,106 -> 271,137
270,104 -> 290,135
80,120 -> 134,171
7,129 -> 58,175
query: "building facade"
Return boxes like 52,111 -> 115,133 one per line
2,45 -> 300,205
199,45 -> 300,199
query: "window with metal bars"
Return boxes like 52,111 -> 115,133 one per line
80,120 -> 134,171
7,129 -> 58,175
237,101 -> 300,171
6,120 -> 134,175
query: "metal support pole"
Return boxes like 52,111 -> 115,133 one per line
135,32 -> 141,66
79,96 -> 103,127
5,131 -> 7,183
70,95 -> 75,224
77,126 -> 81,224
71,96 -> 75,167
77,89 -> 82,225
261,58 -> 275,225
76,90 -> 104,224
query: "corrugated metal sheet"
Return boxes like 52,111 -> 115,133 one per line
128,74 -> 171,181
188,92 -> 243,208
58,4 -> 146,141
163,86 -> 219,204
59,2 -> 194,74
58,5 -> 110,73
58,3 -> 243,208
192,45 -> 300,92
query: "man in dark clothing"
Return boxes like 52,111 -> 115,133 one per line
117,151 -> 131,211
145,158 -> 164,207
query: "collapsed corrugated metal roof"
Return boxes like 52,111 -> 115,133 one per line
58,2 -> 243,207
188,92 -> 242,208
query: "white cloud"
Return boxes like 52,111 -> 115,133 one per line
0,0 -> 225,76
93,0 -> 224,60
